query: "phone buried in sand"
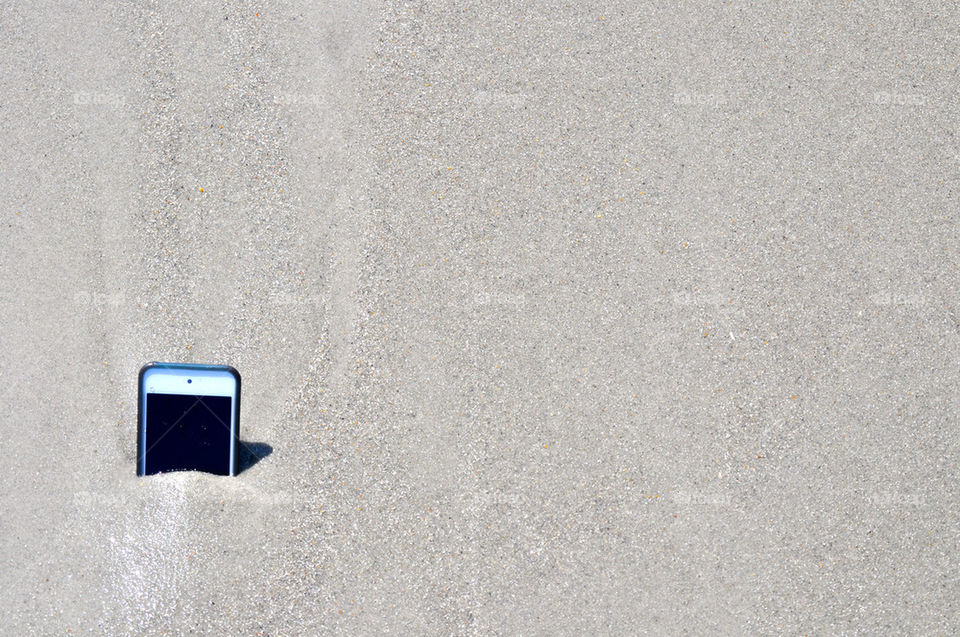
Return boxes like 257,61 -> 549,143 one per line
137,362 -> 241,477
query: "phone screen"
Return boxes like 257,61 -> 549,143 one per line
143,393 -> 233,475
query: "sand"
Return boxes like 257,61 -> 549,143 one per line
1,0 -> 958,633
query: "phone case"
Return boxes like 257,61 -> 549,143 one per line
137,362 -> 242,476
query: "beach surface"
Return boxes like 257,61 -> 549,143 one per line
1,0 -> 958,633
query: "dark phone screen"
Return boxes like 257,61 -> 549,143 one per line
143,393 -> 233,475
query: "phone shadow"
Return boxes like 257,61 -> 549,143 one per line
236,441 -> 273,474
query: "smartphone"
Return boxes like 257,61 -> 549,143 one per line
137,362 -> 241,477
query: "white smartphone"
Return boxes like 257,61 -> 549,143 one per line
137,362 -> 241,476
